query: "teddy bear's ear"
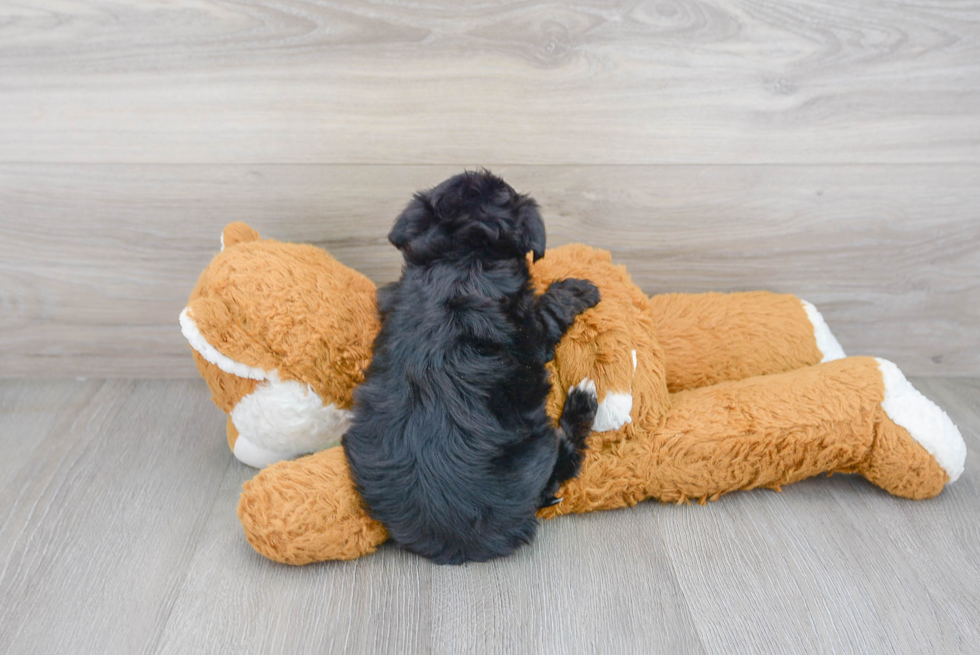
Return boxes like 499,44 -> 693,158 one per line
221,222 -> 261,251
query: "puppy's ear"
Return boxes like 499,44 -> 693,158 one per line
388,194 -> 432,251
518,200 -> 546,262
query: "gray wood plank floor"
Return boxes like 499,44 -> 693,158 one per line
0,378 -> 977,654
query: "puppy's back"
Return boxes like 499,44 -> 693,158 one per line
343,347 -> 557,564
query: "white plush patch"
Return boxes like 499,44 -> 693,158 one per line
593,391 -> 633,432
800,300 -> 846,362
581,351 -> 636,433
233,434 -> 305,469
876,358 -> 966,483
220,231 -> 225,251
230,373 -> 352,467
179,307 -> 268,381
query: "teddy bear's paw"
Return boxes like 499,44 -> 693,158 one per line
800,300 -> 846,362
876,358 -> 966,483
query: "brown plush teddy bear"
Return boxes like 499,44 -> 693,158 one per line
181,222 -> 965,565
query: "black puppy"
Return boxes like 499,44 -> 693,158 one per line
342,171 -> 600,564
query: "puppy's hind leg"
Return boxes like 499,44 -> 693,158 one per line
540,379 -> 598,507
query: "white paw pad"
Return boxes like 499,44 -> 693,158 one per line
876,358 -> 967,483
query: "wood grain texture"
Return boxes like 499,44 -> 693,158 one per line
1,1 -> 978,164
0,377 -> 977,654
2,163 -> 977,377
154,464 -> 433,655
155,464 -> 704,654
2,1 -> 977,648
0,379 -> 229,655
428,507 -> 705,655
657,479 -> 965,653
1,1 -> 977,375
0,379 -> 93,487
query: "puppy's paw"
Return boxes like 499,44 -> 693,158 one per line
565,278 -> 601,307
541,495 -> 563,508
561,378 -> 598,446
555,278 -> 601,312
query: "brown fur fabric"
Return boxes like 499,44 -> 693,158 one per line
184,224 -> 957,565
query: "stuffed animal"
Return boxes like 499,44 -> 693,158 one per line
181,222 -> 966,565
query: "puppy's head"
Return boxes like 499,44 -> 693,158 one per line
388,170 -> 546,264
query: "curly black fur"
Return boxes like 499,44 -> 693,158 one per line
342,170 -> 600,564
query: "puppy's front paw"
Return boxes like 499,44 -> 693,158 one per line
550,278 -> 601,313
561,378 -> 598,446
564,278 -> 601,310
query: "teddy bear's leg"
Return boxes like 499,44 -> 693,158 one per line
860,358 -> 966,498
646,291 -> 845,391
542,357 -> 964,517
238,446 -> 388,564
238,357 -> 964,564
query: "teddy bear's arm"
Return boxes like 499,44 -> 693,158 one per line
531,245 -> 672,440
647,291 -> 845,392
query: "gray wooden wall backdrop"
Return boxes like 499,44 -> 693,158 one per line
1,0 -> 978,378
